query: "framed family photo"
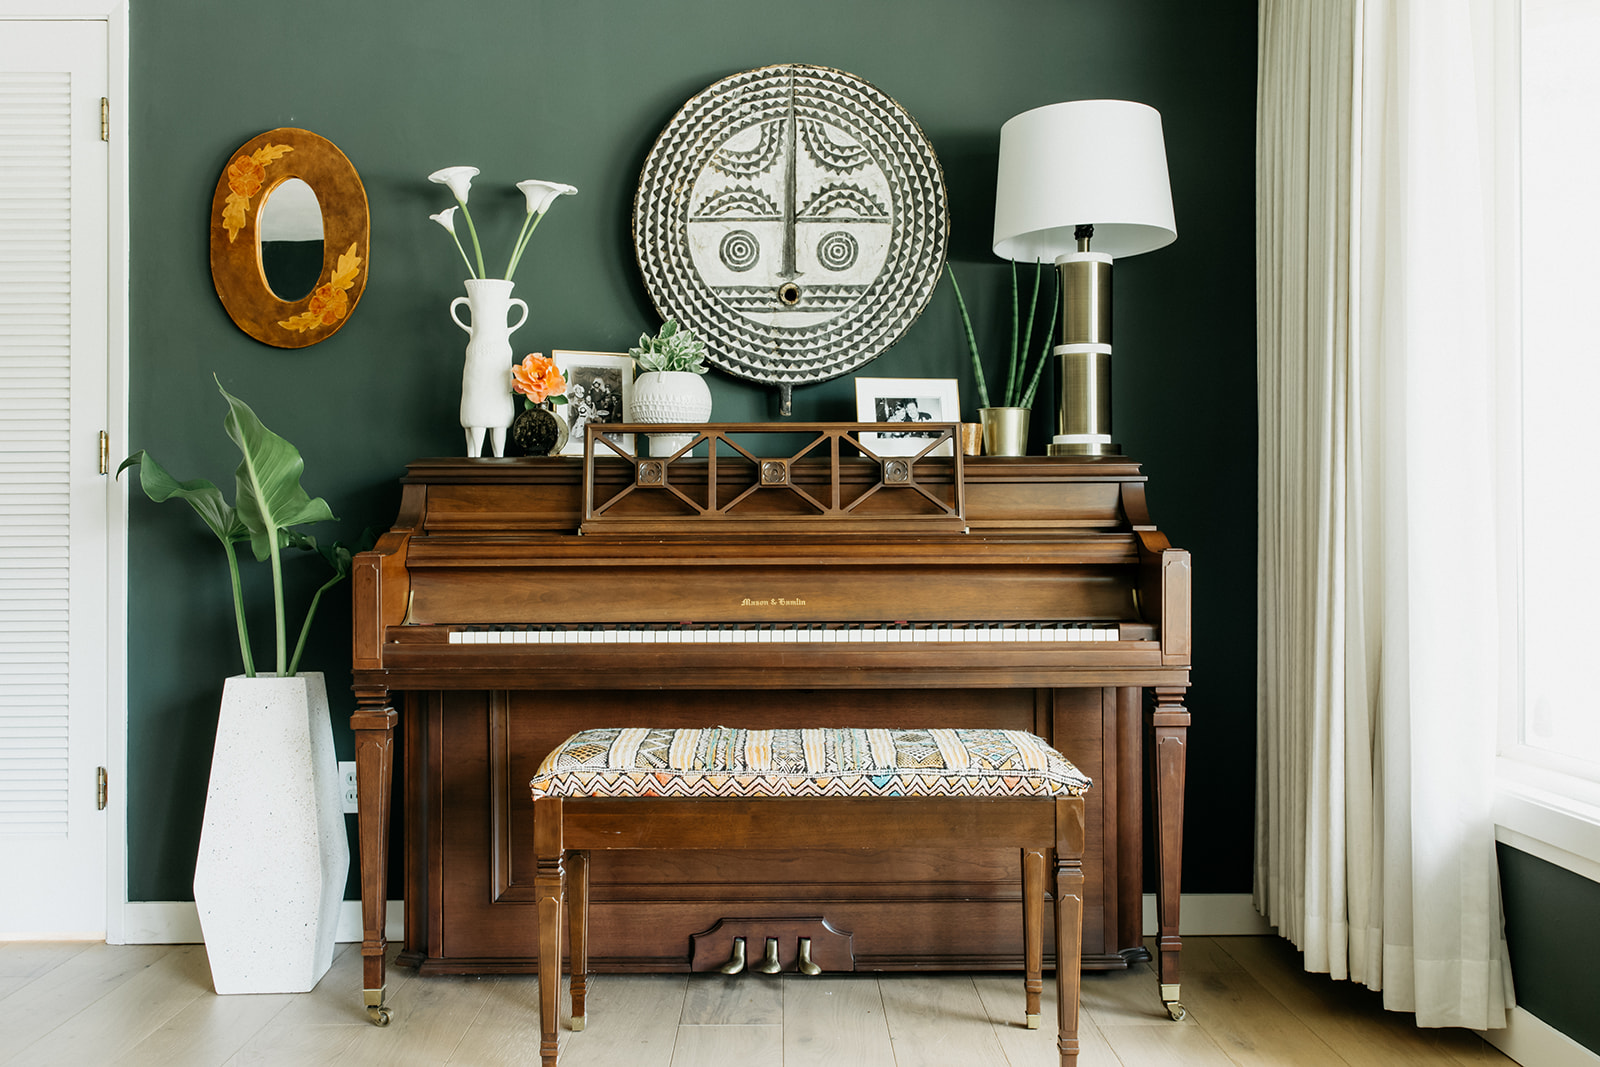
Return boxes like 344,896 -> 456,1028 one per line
854,377 -> 960,456
552,351 -> 635,456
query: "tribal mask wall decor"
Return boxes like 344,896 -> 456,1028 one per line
634,64 -> 949,413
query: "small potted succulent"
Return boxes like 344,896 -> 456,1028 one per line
627,318 -> 712,456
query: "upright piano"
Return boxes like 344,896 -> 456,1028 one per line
349,425 -> 1192,1024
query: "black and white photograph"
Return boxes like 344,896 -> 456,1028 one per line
855,376 -> 959,456
552,351 -> 635,456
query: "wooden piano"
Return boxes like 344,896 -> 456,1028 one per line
349,424 -> 1192,1025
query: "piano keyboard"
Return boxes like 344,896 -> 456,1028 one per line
447,622 -> 1122,645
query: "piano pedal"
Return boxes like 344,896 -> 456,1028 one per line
796,937 -> 823,975
753,936 -> 783,974
717,936 -> 747,975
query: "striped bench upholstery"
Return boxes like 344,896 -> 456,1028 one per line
530,725 -> 1091,800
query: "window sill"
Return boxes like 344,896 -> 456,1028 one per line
1494,759 -> 1600,883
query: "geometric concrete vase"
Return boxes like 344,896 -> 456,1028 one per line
193,672 -> 349,994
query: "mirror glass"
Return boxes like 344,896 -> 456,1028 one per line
258,178 -> 324,302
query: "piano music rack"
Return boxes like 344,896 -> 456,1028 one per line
579,422 -> 968,536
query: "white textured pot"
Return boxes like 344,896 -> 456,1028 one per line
193,672 -> 349,995
451,278 -> 528,459
630,370 -> 712,456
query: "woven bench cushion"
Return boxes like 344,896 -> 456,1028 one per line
529,726 -> 1090,800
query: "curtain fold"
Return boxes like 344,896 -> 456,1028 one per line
1255,0 -> 1514,1029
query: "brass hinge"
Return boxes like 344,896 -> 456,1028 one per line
98,430 -> 109,475
100,98 -> 109,142
96,767 -> 108,811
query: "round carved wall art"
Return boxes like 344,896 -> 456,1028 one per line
634,64 -> 949,411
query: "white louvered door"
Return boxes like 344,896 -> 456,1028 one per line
0,20 -> 110,937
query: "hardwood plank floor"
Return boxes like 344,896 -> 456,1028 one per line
0,938 -> 1515,1066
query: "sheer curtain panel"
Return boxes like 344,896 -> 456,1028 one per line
1254,0 -> 1515,1029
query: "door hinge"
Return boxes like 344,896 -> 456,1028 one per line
96,767 -> 108,811
100,98 -> 109,142
98,430 -> 109,475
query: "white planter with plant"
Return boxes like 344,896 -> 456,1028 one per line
429,167 -> 577,458
627,318 -> 713,456
119,379 -> 367,995
947,262 -> 1059,456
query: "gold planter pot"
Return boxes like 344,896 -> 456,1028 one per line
979,406 -> 1030,456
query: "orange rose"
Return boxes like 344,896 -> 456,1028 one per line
512,354 -> 567,404
308,284 -> 348,325
227,155 -> 266,199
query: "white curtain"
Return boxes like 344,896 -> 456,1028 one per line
1254,0 -> 1516,1029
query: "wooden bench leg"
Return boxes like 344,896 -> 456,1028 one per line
1054,853 -> 1084,1066
534,798 -> 565,1067
1023,848 -> 1045,1028
568,849 -> 589,1031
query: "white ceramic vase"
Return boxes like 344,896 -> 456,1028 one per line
630,370 -> 713,456
192,672 -> 349,995
451,278 -> 528,458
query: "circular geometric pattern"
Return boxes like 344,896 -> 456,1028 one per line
719,229 -> 761,272
816,230 -> 859,272
634,64 -> 949,391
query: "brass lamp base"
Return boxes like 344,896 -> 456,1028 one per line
1048,249 -> 1119,458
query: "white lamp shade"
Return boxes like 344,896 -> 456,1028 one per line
992,99 -> 1177,262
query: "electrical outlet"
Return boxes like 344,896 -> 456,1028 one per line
339,761 -> 359,814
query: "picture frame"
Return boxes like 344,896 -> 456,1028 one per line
854,377 -> 960,456
552,351 -> 635,456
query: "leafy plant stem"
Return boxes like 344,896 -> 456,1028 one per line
287,572 -> 340,678
1020,268 -> 1060,409
267,528 -> 287,676
223,539 -> 255,677
457,200 -> 487,279
946,265 -> 990,409
1005,262 -> 1020,407
1012,261 -> 1044,406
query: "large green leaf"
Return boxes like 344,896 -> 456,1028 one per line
116,450 -> 247,544
215,378 -> 336,561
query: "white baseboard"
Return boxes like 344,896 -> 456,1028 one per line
118,900 -> 405,945
118,892 -> 1268,945
1481,1006 -> 1600,1067
1142,892 -> 1275,936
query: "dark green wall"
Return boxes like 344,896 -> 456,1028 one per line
1498,845 -> 1600,1054
128,0 -> 1259,899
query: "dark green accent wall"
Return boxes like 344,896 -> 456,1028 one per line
128,0 -> 1259,899
1498,845 -> 1600,1054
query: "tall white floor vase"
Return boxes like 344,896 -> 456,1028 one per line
193,673 -> 349,994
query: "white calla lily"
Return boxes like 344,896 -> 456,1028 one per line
428,166 -> 480,204
428,207 -> 458,234
516,180 -> 578,217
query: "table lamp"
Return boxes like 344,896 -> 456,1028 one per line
992,100 -> 1177,456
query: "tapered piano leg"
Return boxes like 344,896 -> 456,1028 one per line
1149,686 -> 1190,1022
351,690 -> 397,1026
534,798 -> 565,1066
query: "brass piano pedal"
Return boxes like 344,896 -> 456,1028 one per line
717,936 -> 747,975
753,936 -> 782,974
796,937 -> 822,975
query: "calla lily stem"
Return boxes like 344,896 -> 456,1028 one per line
457,200 -> 487,279
504,212 -> 545,282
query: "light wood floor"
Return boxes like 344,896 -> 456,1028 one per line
0,936 -> 1514,1066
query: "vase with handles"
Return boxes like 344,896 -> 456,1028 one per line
451,278 -> 527,458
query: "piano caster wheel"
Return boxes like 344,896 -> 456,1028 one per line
754,937 -> 783,974
796,937 -> 822,976
717,936 -> 747,975
1166,1001 -> 1187,1022
367,1005 -> 392,1026
1160,982 -> 1185,1021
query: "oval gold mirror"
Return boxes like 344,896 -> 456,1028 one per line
210,128 -> 369,348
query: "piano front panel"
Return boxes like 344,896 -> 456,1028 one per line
410,684 -> 1135,973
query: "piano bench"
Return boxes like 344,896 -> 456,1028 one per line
528,726 -> 1091,1067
